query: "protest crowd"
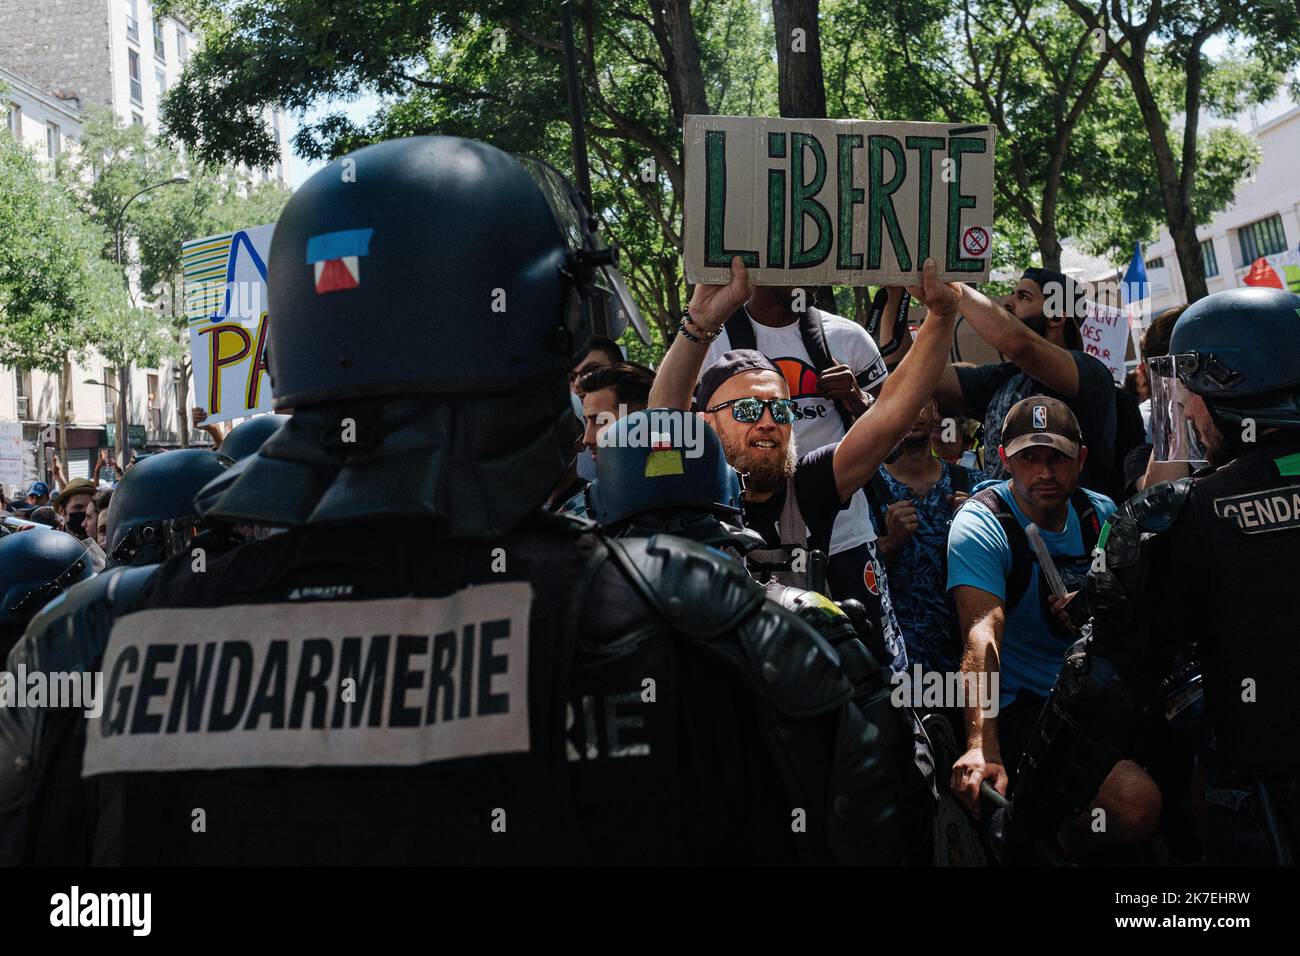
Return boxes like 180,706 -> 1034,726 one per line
0,131 -> 1295,869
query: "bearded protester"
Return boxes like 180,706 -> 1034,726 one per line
884,267 -> 1122,498
649,257 -> 962,671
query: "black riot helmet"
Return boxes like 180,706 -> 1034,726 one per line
0,529 -> 93,657
264,136 -> 599,407
587,409 -> 744,544
1165,287 -> 1300,428
218,414 -> 290,462
196,137 -> 624,538
106,450 -> 231,567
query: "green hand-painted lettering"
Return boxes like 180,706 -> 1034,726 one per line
837,134 -> 864,271
704,129 -> 759,268
946,135 -> 987,273
790,133 -> 832,269
905,136 -> 944,267
867,135 -> 911,271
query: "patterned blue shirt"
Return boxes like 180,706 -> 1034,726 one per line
868,461 -> 983,674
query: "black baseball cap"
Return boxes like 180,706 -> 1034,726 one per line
693,349 -> 784,411
1022,267 -> 1084,320
1001,395 -> 1082,459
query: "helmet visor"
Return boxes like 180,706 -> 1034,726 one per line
1148,353 -> 1208,464
513,156 -> 650,344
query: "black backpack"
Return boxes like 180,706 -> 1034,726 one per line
958,484 -> 1102,611
1108,386 -> 1147,505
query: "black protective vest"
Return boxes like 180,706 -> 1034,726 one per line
12,515 -> 923,865
1157,431 -> 1300,775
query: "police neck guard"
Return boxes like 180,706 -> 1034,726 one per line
194,386 -> 579,538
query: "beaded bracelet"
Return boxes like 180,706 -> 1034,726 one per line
678,310 -> 721,343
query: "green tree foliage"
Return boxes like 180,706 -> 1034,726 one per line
159,0 -> 775,351
1063,0 -> 1299,299
59,107 -> 290,401
0,134 -> 125,375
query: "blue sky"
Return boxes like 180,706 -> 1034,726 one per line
282,92 -> 384,189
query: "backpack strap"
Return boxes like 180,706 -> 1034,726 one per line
944,461 -> 971,496
1070,487 -> 1102,554
799,306 -> 835,372
723,306 -> 757,351
802,307 -> 858,434
865,470 -> 892,534
963,486 -> 1033,611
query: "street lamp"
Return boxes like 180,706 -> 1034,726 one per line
113,176 -> 190,269
110,175 -> 189,468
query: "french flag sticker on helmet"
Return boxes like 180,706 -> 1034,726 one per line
306,228 -> 375,294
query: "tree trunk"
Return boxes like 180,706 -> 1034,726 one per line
172,281 -> 190,449
57,358 -> 69,480
772,0 -> 828,118
1037,224 -> 1063,273
1101,31 -> 1210,302
771,1 -> 836,312
177,359 -> 191,449
650,0 -> 710,122
117,365 -> 129,468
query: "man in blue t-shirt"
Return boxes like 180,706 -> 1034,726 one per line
946,396 -> 1161,858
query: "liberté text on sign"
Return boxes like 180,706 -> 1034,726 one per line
684,115 -> 997,286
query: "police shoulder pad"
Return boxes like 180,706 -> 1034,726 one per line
13,564 -> 159,675
731,602 -> 853,719
604,533 -> 764,637
1122,477 -> 1193,534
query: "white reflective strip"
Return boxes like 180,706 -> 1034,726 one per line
83,584 -> 532,776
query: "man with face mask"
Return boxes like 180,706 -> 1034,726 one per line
995,287 -> 1300,865
52,478 -> 96,541
885,267 -> 1117,496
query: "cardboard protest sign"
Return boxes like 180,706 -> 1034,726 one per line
1079,300 -> 1133,384
182,225 -> 275,426
0,422 -> 22,486
683,115 -> 996,286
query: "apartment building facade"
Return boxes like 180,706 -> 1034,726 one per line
0,0 -> 289,490
1142,105 -> 1300,312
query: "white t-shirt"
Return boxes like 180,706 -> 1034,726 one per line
699,306 -> 888,553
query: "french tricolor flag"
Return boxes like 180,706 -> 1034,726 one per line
306,228 -> 375,295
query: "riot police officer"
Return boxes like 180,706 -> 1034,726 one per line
998,287 -> 1300,864
588,407 -> 937,860
103,448 -> 232,567
215,414 -> 290,462
0,136 -> 929,865
0,529 -> 93,663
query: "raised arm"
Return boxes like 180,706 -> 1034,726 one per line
957,284 -> 1080,397
874,284 -> 966,414
829,259 -> 959,502
951,584 -> 1008,815
647,257 -> 751,410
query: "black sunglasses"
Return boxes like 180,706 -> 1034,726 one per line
705,397 -> 797,425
